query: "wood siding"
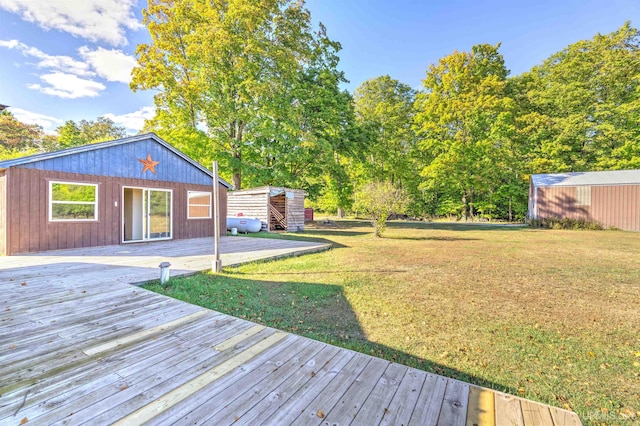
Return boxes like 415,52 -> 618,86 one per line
227,187 -> 306,232
4,167 -> 227,255
0,170 -> 6,255
286,190 -> 305,231
20,137 -> 214,186
227,192 -> 270,224
534,184 -> 640,231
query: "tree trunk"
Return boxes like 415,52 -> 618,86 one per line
230,121 -> 244,190
462,192 -> 468,222
337,208 -> 344,218
232,172 -> 241,190
232,149 -> 241,190
508,197 -> 513,222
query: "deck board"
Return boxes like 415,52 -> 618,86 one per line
0,236 -> 582,425
350,362 -> 407,425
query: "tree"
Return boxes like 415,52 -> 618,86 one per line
519,22 -> 640,172
57,117 -> 126,148
241,25 -> 361,203
354,181 -> 408,237
414,44 -> 515,220
353,75 -> 416,185
0,110 -> 45,151
133,0 -> 343,190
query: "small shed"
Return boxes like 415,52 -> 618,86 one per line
528,169 -> 640,231
0,133 -> 231,255
227,186 -> 306,232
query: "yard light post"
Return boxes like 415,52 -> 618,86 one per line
159,262 -> 171,286
212,161 -> 222,273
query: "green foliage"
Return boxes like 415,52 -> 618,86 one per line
0,146 -> 39,161
128,18 -> 639,223
518,22 -> 640,173
354,181 -> 408,237
0,110 -> 46,151
56,117 -> 126,148
354,75 -> 416,185
528,217 -> 604,230
133,0 -> 355,193
414,43 -> 518,221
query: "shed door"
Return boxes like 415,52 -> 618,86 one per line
123,187 -> 172,242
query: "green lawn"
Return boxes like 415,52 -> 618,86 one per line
144,220 -> 640,425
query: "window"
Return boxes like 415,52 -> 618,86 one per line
188,191 -> 211,219
576,186 -> 591,206
49,181 -> 98,221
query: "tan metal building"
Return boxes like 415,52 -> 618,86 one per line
227,186 -> 306,232
528,169 -> 640,231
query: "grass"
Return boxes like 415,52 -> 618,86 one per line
143,220 -> 640,425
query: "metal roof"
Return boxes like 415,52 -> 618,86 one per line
531,169 -> 640,187
0,132 -> 232,188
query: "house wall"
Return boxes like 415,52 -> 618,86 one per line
4,167 -> 227,255
0,170 -> 6,255
286,190 -> 305,232
534,184 -> 640,231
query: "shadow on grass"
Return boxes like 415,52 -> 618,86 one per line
229,230 -> 348,249
143,273 -> 511,394
386,221 -> 527,232
303,229 -> 371,237
226,269 -> 408,276
305,219 -> 527,233
388,236 -> 481,241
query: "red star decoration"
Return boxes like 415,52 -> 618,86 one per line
138,153 -> 160,174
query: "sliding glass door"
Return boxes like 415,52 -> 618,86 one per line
123,187 -> 172,242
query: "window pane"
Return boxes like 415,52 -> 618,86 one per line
52,203 -> 96,220
576,186 -> 591,206
189,194 -> 210,205
188,191 -> 211,218
51,183 -> 96,202
189,205 -> 210,218
149,190 -> 171,238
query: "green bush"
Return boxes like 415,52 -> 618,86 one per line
527,217 -> 604,230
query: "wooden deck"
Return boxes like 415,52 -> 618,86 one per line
0,237 -> 582,425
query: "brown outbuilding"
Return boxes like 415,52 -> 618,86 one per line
227,186 -> 306,232
528,169 -> 640,231
0,133 -> 230,255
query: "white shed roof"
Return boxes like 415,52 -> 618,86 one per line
532,169 -> 640,187
228,186 -> 307,196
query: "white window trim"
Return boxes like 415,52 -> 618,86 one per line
49,180 -> 99,222
187,190 -> 212,219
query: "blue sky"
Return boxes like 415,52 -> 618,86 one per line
1,0 -> 638,134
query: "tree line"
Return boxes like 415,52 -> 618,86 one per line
2,0 -> 638,222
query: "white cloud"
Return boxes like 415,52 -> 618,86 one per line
1,39 -> 94,77
10,107 -> 63,133
0,39 -> 18,48
1,40 -> 139,98
28,72 -> 106,99
78,46 -> 138,83
103,106 -> 155,132
0,0 -> 142,46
